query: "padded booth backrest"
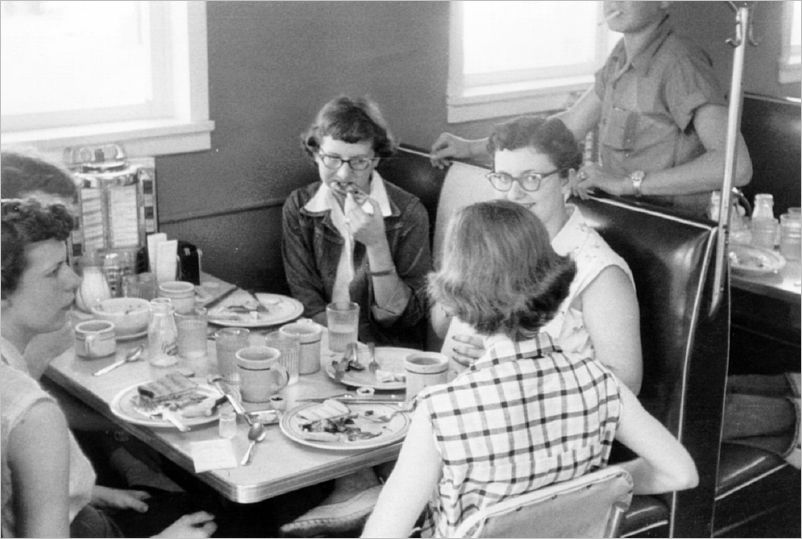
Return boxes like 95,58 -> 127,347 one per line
739,93 -> 801,215
385,146 -> 730,537
573,197 -> 729,537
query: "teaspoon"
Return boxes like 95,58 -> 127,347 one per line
240,421 -> 266,466
93,345 -> 144,376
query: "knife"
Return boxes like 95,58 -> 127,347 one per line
298,395 -> 407,404
203,285 -> 239,310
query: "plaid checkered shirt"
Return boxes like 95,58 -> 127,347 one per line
416,333 -> 621,537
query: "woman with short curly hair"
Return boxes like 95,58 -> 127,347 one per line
363,200 -> 698,538
1,197 -> 216,538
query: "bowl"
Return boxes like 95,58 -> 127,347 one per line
91,297 -> 151,337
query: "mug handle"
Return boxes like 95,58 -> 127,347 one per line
274,363 -> 289,391
85,333 -> 97,357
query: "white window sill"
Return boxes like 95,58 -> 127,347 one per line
1,118 -> 215,161
447,75 -> 593,123
778,58 -> 801,84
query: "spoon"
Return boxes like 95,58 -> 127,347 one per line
240,421 -> 266,466
93,345 -> 144,376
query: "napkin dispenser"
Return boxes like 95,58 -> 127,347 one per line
140,239 -> 202,285
178,241 -> 202,285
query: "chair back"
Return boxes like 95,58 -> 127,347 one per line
453,466 -> 634,538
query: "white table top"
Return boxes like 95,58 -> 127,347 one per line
46,329 -> 408,504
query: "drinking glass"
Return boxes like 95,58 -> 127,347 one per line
175,307 -> 208,360
265,330 -> 300,385
215,327 -> 250,386
122,272 -> 157,300
326,301 -> 360,354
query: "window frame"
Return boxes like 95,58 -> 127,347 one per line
778,1 -> 801,84
0,2 -> 213,159
447,1 -> 611,124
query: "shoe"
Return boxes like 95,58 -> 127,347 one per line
279,484 -> 382,537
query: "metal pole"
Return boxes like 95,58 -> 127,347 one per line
710,3 -> 752,316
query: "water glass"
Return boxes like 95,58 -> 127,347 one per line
326,301 -> 360,354
122,272 -> 157,300
215,327 -> 250,386
265,330 -> 300,385
779,212 -> 801,261
175,307 -> 208,360
751,218 -> 778,250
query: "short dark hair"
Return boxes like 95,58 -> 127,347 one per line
429,200 -> 576,339
487,116 -> 583,178
301,95 -> 397,159
2,199 -> 74,298
1,150 -> 79,203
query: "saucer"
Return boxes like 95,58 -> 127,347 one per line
116,329 -> 148,341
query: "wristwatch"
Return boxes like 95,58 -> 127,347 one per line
629,170 -> 645,197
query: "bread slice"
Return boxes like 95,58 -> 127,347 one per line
137,372 -> 197,402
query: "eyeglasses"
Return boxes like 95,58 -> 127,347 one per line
318,152 -> 378,172
485,168 -> 562,192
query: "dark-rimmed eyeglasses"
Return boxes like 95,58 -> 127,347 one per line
318,152 -> 378,172
485,168 -> 562,192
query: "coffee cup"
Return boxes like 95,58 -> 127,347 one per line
405,352 -> 449,400
74,320 -> 117,359
157,280 -> 196,314
235,346 -> 289,403
279,319 -> 323,374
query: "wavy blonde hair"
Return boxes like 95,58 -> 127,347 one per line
429,200 -> 575,339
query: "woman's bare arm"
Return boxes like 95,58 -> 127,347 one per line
9,400 -> 72,537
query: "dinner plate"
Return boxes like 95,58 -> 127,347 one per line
207,293 -> 304,328
109,382 -> 221,429
323,346 -> 416,391
728,243 -> 786,277
280,402 -> 410,451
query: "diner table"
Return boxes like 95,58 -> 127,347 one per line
45,288 -> 409,505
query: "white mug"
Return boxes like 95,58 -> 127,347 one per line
235,346 -> 289,403
74,320 -> 117,358
405,351 -> 449,400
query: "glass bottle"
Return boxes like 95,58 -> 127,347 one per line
147,299 -> 179,367
750,193 -> 778,250
75,254 -> 112,312
103,252 -> 122,297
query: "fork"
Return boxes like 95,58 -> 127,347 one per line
367,342 -> 379,374
361,403 -> 411,424
246,289 -> 271,313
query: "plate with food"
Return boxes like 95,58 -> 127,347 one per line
110,373 -> 225,429
728,243 -> 786,277
208,293 -> 304,328
323,346 -> 414,391
280,399 -> 410,451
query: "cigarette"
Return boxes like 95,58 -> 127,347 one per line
599,10 -> 621,25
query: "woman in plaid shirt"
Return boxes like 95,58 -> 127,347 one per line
362,200 -> 697,538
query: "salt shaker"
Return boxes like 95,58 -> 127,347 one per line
218,407 -> 237,439
103,252 -> 122,298
147,299 -> 178,367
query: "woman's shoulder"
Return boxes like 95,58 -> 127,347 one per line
561,206 -> 633,280
1,363 -> 57,435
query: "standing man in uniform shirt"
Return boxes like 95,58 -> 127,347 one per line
431,1 -> 752,217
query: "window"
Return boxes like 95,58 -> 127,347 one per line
778,1 -> 801,84
1,1 -> 213,158
448,1 -> 615,123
